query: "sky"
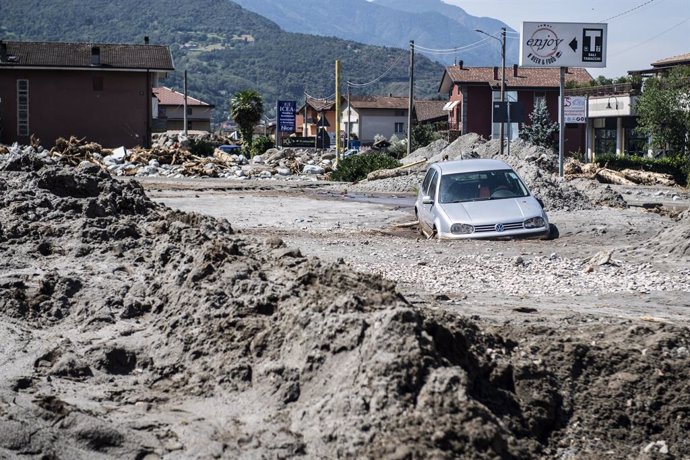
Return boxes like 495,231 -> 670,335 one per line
445,0 -> 690,78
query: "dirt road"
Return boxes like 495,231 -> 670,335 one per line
2,158 -> 689,460
145,178 -> 690,326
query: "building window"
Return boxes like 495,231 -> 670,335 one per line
534,92 -> 546,106
492,91 -> 519,141
17,79 -> 29,137
394,122 -> 404,133
186,107 -> 193,116
394,110 -> 406,117
93,76 -> 103,91
594,128 -> 616,155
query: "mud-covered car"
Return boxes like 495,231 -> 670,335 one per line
415,158 -> 555,239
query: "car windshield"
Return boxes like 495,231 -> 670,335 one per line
438,169 -> 529,203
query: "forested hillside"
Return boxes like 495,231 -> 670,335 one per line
0,0 -> 444,123
234,0 -> 519,66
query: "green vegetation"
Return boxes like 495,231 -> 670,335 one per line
635,66 -> 690,155
188,138 -> 214,156
231,90 -> 264,156
331,152 -> 401,182
594,154 -> 689,186
519,99 -> 558,149
250,135 -> 274,157
0,0 -> 444,124
411,124 -> 442,151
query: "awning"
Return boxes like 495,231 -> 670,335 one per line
442,100 -> 460,111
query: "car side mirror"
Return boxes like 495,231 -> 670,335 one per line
422,195 -> 433,205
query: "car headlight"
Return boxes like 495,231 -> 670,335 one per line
524,216 -> 546,228
451,223 -> 474,234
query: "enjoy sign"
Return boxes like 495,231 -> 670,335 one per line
520,22 -> 607,68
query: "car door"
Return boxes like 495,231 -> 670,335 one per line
418,169 -> 438,232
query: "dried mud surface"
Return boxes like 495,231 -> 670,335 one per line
1,153 -> 689,459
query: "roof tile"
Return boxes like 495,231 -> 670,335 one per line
0,40 -> 174,71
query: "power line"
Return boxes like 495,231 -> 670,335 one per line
599,0 -> 662,22
347,52 -> 407,88
611,16 -> 690,56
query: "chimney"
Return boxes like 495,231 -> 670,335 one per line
513,64 -> 518,77
458,60 -> 463,69
91,46 -> 101,66
144,36 -> 150,45
493,66 -> 498,80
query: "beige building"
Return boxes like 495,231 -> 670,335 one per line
152,86 -> 213,132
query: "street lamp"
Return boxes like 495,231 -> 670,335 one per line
475,27 -> 506,155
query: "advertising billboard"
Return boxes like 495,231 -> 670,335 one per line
563,96 -> 587,123
520,22 -> 607,68
277,100 -> 296,133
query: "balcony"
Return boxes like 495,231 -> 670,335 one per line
565,82 -> 641,98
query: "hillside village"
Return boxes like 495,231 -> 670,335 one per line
1,0 -> 690,459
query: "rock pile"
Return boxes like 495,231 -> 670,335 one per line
1,154 -> 689,458
0,134 -> 338,180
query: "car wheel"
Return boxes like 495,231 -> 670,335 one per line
540,223 -> 559,240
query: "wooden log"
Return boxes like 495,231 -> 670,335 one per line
621,169 -> 676,187
594,168 -> 636,186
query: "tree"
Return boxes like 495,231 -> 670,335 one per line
519,99 -> 559,149
635,66 -> 690,155
230,90 -> 264,155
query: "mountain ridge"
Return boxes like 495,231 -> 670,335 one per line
0,0 -> 445,122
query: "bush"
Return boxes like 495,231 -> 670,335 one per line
251,135 -> 274,157
188,139 -> 214,156
594,154 -> 689,186
331,152 -> 401,182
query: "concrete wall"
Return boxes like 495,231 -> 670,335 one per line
0,69 -> 152,148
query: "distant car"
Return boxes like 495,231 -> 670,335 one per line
415,159 -> 555,240
217,144 -> 241,154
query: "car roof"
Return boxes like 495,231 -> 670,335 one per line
433,159 -> 513,175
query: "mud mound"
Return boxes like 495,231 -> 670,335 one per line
641,219 -> 690,258
1,153 -> 689,458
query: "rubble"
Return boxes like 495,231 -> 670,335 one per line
1,134 -> 339,181
1,153 -> 689,458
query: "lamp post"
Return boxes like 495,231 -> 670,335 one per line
475,27 -> 506,156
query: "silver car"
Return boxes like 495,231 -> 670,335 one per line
415,159 -> 554,239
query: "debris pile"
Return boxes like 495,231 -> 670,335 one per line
566,159 -> 677,187
1,135 -> 338,180
1,154 -> 689,458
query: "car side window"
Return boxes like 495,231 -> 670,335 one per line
421,170 -> 433,195
428,171 -> 439,201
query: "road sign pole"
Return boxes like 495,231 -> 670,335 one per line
559,66 -> 565,177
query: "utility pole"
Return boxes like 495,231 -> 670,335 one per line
335,60 -> 341,164
183,69 -> 188,137
347,83 -> 351,150
475,28 -> 506,155
407,40 -> 414,156
500,27 -> 506,156
558,67 -> 566,177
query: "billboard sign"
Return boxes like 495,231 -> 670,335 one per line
563,96 -> 587,123
520,22 -> 607,68
277,100 -> 296,133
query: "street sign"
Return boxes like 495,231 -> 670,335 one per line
277,100 -> 296,133
492,101 -> 525,123
563,96 -> 587,123
520,22 -> 607,68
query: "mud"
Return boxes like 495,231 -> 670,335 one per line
1,152 -> 689,459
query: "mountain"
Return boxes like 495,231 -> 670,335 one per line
233,0 -> 519,66
0,0 -> 444,123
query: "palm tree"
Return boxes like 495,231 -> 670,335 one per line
230,90 -> 264,156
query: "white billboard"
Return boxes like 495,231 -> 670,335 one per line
520,22 -> 607,68
563,96 -> 587,123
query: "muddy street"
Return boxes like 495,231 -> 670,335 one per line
1,151 -> 689,459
